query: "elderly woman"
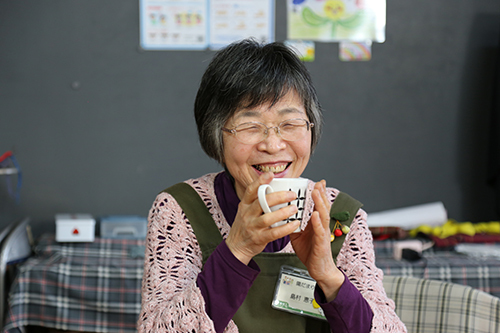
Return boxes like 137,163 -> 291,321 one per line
138,39 -> 406,333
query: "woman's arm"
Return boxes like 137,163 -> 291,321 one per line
336,207 -> 407,333
196,241 -> 259,332
138,192 -> 238,333
292,184 -> 406,332
291,183 -> 373,332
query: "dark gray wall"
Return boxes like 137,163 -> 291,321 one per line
1,0 -> 500,234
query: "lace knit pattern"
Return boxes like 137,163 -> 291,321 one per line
138,173 -> 407,333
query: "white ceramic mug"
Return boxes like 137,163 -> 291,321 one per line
258,178 -> 309,232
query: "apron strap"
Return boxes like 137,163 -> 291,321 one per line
162,182 -> 223,264
329,192 -> 363,262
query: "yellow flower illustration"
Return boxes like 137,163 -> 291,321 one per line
301,1 -> 365,37
324,0 -> 346,20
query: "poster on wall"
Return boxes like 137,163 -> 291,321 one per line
140,0 -> 275,50
339,41 -> 372,61
287,0 -> 386,43
140,0 -> 209,50
209,0 -> 275,50
284,40 -> 315,62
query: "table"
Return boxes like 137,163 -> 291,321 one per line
373,240 -> 500,298
5,235 -> 500,332
3,234 -> 145,333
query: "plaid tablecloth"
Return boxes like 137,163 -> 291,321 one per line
374,240 -> 500,298
5,235 -> 500,332
3,234 -> 145,333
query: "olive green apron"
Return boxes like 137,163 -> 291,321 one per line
164,182 -> 362,333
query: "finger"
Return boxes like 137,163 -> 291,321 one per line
263,190 -> 297,208
260,203 -> 298,229
310,211 -> 328,239
251,212 -> 300,246
319,181 -> 332,226
313,180 -> 329,206
263,219 -> 301,242
247,184 -> 298,221
320,180 -> 329,205
241,172 -> 274,204
312,189 -> 330,229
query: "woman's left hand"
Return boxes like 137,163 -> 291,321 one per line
289,180 -> 345,302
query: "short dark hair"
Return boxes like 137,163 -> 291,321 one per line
194,38 -> 323,164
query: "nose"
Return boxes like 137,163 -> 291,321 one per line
258,126 -> 286,153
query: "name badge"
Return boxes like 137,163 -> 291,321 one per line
272,265 -> 326,320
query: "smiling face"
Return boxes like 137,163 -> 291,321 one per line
222,90 -> 312,199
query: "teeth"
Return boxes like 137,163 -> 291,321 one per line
256,164 -> 287,173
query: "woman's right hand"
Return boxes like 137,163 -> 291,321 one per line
225,172 -> 301,265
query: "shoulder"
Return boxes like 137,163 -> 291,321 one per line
151,171 -> 231,239
184,172 -> 219,193
154,172 -> 221,200
148,172 -> 221,223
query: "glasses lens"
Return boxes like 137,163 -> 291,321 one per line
234,122 -> 266,144
279,119 -> 309,142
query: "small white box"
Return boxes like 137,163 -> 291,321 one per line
100,215 -> 147,239
56,214 -> 95,242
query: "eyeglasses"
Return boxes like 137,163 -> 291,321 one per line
222,118 -> 314,145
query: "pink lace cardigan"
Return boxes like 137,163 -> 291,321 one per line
138,173 -> 407,332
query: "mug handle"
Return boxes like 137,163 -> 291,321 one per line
258,184 -> 273,213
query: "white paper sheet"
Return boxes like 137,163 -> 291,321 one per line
367,202 -> 447,229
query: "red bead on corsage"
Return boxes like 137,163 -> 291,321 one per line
330,211 -> 350,242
